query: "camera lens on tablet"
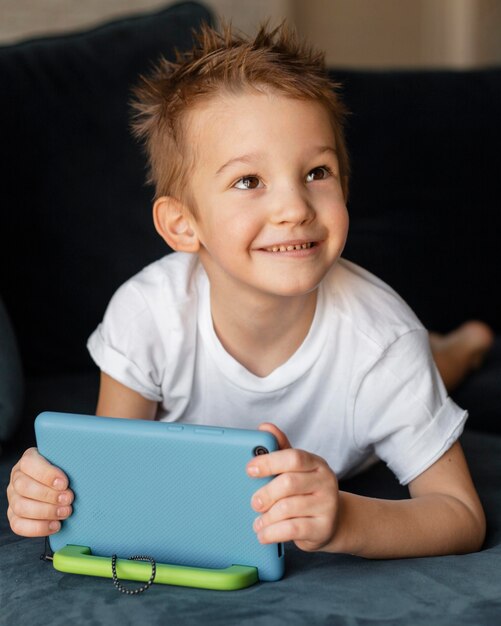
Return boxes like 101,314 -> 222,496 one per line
253,446 -> 269,456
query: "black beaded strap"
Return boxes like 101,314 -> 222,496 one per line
111,554 -> 157,595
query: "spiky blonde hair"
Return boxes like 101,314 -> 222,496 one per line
131,21 -> 350,204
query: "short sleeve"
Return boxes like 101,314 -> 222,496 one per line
87,282 -> 164,402
352,329 -> 467,485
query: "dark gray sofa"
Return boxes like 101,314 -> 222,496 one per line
1,2 -> 501,624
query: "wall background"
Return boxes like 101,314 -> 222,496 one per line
1,0 -> 501,68
294,0 -> 501,68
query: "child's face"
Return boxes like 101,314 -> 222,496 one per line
184,90 -> 349,300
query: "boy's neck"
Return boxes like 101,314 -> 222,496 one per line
209,286 -> 318,378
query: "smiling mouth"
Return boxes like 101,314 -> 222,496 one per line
263,242 -> 316,253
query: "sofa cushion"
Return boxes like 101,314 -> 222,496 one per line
0,297 -> 24,445
0,1 -> 212,376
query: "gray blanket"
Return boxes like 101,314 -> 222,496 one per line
1,429 -> 500,625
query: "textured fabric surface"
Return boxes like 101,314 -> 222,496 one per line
1,430 -> 500,625
0,297 -> 23,444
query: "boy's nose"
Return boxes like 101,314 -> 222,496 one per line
270,185 -> 315,225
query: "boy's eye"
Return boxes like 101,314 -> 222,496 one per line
306,166 -> 331,182
234,176 -> 262,190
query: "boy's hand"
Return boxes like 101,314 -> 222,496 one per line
6,448 -> 73,537
247,423 -> 340,552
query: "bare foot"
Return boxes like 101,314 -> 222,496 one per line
429,321 -> 494,393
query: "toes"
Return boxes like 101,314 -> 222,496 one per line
458,321 -> 494,352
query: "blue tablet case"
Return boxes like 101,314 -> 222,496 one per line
35,412 -> 285,585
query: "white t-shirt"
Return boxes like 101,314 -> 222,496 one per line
87,253 -> 467,485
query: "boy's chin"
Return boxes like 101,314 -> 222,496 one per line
256,278 -> 323,299
264,266 -> 336,298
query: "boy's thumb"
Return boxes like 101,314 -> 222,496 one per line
258,422 -> 291,450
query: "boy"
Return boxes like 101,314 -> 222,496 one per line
7,22 -> 486,557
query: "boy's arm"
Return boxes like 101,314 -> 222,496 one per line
330,440 -> 486,558
248,426 -> 486,558
96,371 -> 157,420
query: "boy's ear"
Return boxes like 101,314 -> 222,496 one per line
153,196 -> 200,252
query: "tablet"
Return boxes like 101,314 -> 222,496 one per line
35,412 -> 285,586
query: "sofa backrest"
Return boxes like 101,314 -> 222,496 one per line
335,68 -> 501,335
0,2 -> 212,375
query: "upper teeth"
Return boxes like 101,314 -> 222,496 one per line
266,242 -> 313,252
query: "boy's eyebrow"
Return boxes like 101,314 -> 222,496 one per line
314,146 -> 338,159
215,146 -> 337,177
215,152 -> 264,177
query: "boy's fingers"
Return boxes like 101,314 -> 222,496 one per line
251,471 -> 317,513
18,448 -> 68,490
10,471 -> 73,506
8,492 -> 72,522
247,447 -> 319,478
253,494 -> 315,530
255,517 -> 313,546
257,423 -> 291,450
7,507 -> 61,538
